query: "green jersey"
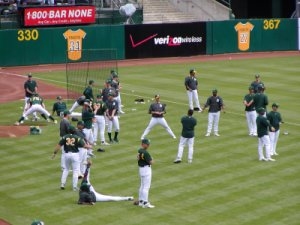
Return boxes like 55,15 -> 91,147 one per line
243,93 -> 255,111
30,96 -> 43,105
82,108 -> 94,129
59,134 -> 85,153
83,86 -> 94,101
52,102 -> 67,116
181,115 -> 197,138
94,100 -> 107,116
24,79 -> 37,97
256,115 -> 271,138
253,93 -> 268,113
137,148 -> 152,167
267,111 -> 282,132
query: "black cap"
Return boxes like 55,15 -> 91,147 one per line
189,69 -> 196,74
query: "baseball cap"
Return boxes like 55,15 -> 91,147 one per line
189,69 -> 196,74
96,94 -> 102,98
257,84 -> 264,90
272,103 -> 279,107
31,220 -> 44,225
77,121 -> 84,126
27,73 -> 32,77
89,80 -> 94,85
248,86 -> 254,90
57,96 -> 62,100
68,125 -> 76,133
142,138 -> 151,145
212,89 -> 218,93
63,110 -> 71,115
255,74 -> 260,78
257,107 -> 265,113
80,182 -> 90,192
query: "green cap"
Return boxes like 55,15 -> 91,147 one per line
248,86 -> 254,90
80,182 -> 90,192
68,125 -> 76,133
63,110 -> 71,115
272,103 -> 279,107
212,89 -> 218,93
31,220 -> 44,225
257,107 -> 265,113
142,138 -> 150,145
77,121 -> 84,126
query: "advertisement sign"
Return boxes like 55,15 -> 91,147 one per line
23,5 -> 96,27
125,22 -> 206,58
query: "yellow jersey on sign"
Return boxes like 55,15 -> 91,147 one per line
63,29 -> 86,61
234,22 -> 254,51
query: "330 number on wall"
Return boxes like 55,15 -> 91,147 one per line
17,29 -> 39,41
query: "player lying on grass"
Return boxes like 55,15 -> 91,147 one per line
78,161 -> 134,205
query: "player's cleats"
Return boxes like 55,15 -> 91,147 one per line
14,122 -> 20,126
173,159 -> 182,164
205,133 -> 210,137
142,202 -> 155,208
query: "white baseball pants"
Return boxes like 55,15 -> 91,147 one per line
141,117 -> 176,139
139,166 -> 152,203
246,110 -> 257,135
176,136 -> 194,161
269,130 -> 280,155
258,135 -> 272,160
187,90 -> 201,110
61,152 -> 80,189
207,111 -> 220,134
93,115 -> 106,143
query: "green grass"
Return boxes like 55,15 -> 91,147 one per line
0,55 -> 300,225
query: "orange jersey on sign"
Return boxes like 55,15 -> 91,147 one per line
63,29 -> 86,61
234,22 -> 254,51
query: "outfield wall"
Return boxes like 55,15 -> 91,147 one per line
0,18 -> 298,67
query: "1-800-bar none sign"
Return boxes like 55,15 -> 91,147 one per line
24,6 -> 96,26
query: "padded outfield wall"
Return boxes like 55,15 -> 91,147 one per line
0,18 -> 298,67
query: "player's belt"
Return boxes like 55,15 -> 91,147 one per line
139,165 -> 151,167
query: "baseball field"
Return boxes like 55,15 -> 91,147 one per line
0,52 -> 299,225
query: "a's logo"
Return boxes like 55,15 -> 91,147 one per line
234,22 -> 254,51
63,29 -> 86,60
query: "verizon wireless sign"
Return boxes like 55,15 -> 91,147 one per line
23,6 -> 96,27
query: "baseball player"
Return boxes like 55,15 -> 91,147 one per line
250,74 -> 265,93
93,94 -> 109,145
82,100 -> 96,156
59,110 -> 71,171
140,94 -> 176,140
75,120 -> 91,178
110,71 -> 125,114
23,73 -> 38,120
106,93 -> 120,143
253,84 -> 268,116
78,162 -> 133,205
174,109 -> 197,164
52,125 -> 92,191
203,89 -> 225,137
243,86 -> 257,136
267,103 -> 283,156
256,107 -> 275,161
184,69 -> 202,112
136,139 -> 155,208
83,80 -> 95,102
15,93 -> 57,125
52,96 -> 67,117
